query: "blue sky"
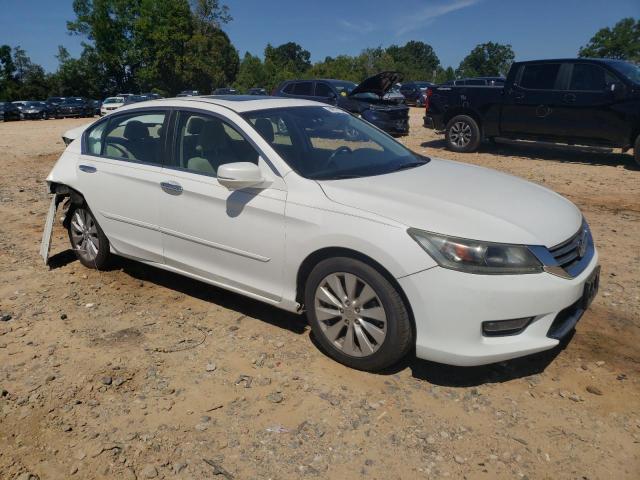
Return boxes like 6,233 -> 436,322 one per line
1,0 -> 638,72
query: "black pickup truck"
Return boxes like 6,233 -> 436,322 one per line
423,58 -> 640,165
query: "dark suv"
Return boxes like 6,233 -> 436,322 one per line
399,81 -> 434,105
0,102 -> 21,121
273,72 -> 410,136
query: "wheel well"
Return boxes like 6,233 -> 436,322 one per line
443,108 -> 483,133
295,247 -> 416,339
49,183 -> 86,228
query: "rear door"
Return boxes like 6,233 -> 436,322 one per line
555,62 -> 628,145
313,81 -> 337,105
501,62 -> 564,137
78,110 -> 169,262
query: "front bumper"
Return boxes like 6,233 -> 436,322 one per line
370,117 -> 409,136
398,250 -> 599,366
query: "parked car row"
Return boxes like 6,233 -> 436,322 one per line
422,57 -> 640,165
0,97 -> 100,121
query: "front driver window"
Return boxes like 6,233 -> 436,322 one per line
174,112 -> 259,177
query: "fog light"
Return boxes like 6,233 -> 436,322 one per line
482,317 -> 533,337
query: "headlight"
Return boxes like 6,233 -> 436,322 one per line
408,228 -> 543,275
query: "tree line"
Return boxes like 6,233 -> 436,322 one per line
0,1 -> 638,101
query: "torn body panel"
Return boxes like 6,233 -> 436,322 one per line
40,194 -> 61,265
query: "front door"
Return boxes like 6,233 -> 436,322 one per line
555,62 -> 628,145
501,62 -> 564,138
158,109 -> 286,302
78,110 -> 168,263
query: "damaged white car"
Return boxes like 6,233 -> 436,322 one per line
43,96 -> 599,371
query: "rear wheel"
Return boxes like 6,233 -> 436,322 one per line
67,205 -> 111,269
305,257 -> 413,371
445,114 -> 481,152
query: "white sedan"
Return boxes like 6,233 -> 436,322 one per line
45,96 -> 599,371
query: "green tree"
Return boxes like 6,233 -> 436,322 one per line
263,42 -> 312,91
0,44 -> 18,100
579,17 -> 640,62
457,42 -> 515,78
234,52 -> 266,91
9,46 -> 52,99
386,41 -> 440,81
434,66 -> 456,84
50,46 -> 105,98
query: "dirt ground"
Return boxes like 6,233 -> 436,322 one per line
0,110 -> 638,480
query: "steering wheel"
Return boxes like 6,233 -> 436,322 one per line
324,146 -> 353,170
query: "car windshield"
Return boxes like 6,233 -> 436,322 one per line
103,97 -> 124,104
609,60 -> 640,84
24,101 -> 41,107
330,81 -> 356,95
242,106 -> 428,180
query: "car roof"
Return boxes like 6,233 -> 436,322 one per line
113,96 -> 323,114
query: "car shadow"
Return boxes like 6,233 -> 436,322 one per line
109,256 -> 308,335
420,138 -> 638,170
47,249 -> 77,270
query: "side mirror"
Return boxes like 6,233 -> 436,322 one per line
217,162 -> 264,190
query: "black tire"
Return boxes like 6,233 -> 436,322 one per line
304,257 -> 413,371
67,204 -> 111,269
445,114 -> 481,153
634,134 -> 640,168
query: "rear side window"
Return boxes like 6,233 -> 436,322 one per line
293,82 -> 313,96
569,64 -> 618,91
315,82 -> 333,97
282,83 -> 295,94
520,64 -> 561,90
466,79 -> 485,85
102,111 -> 167,164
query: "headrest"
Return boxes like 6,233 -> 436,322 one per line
255,118 -> 274,143
123,120 -> 149,141
187,116 -> 205,134
198,120 -> 228,152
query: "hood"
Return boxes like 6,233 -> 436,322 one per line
350,71 -> 403,98
318,158 -> 582,248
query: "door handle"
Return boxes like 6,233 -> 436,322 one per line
563,93 -> 576,104
160,181 -> 183,195
513,94 -> 525,103
78,164 -> 97,173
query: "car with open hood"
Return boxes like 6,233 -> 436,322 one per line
273,72 -> 410,136
43,96 -> 600,371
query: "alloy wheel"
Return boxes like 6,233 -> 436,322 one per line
70,208 -> 100,264
314,272 -> 387,357
450,121 -> 472,147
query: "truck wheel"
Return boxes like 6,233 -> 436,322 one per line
634,134 -> 640,168
445,115 -> 481,153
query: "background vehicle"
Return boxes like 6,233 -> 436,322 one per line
424,58 -> 640,165
14,101 -> 54,119
441,77 -> 506,86
90,99 -> 101,115
212,87 -> 238,95
399,81 -> 434,105
176,90 -> 200,97
141,92 -> 162,100
383,84 -> 406,104
273,72 -> 410,136
58,97 -> 94,118
247,87 -> 267,95
45,96 -> 66,108
123,95 -> 147,105
0,101 -> 21,121
100,96 -> 126,116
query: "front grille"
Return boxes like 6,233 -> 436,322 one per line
549,228 -> 583,271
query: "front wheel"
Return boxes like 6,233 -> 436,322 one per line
305,257 -> 413,371
68,205 -> 111,269
445,114 -> 481,152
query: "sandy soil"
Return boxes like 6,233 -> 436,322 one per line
0,112 -> 638,480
